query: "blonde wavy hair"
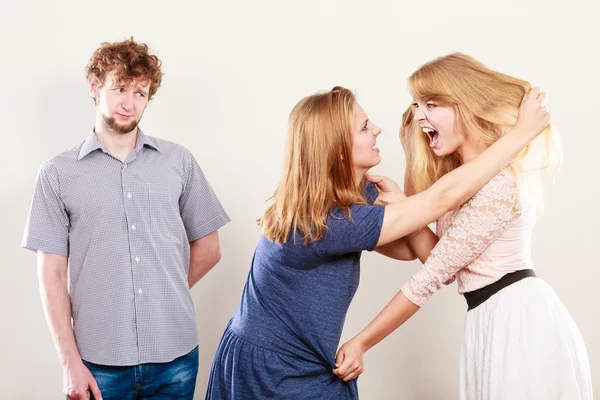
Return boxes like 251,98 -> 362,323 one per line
404,53 -> 562,194
259,86 -> 366,244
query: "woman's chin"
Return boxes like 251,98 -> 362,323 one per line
432,147 -> 448,157
354,155 -> 382,173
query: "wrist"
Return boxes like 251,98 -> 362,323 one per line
394,190 -> 407,201
508,125 -> 535,144
60,350 -> 82,369
353,335 -> 370,353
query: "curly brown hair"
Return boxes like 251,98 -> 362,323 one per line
85,37 -> 163,100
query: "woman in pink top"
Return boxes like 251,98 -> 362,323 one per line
334,53 -> 593,399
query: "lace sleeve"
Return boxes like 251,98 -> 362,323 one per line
401,170 -> 522,307
436,215 -> 457,286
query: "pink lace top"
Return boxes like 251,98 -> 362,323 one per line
401,169 -> 536,307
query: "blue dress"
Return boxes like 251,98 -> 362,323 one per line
206,185 -> 384,399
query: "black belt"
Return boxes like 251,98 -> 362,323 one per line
463,269 -> 536,311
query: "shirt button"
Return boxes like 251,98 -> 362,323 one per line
135,256 -> 140,263
123,164 -> 128,169
131,224 -> 137,231
138,288 -> 143,294
127,193 -> 132,199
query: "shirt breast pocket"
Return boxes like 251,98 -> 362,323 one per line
148,186 -> 182,233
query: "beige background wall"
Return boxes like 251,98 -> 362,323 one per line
1,0 -> 598,398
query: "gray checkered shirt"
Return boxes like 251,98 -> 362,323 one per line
22,129 -> 230,366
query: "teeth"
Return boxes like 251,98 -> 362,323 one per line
422,128 -> 435,133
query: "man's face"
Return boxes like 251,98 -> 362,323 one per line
89,71 -> 150,134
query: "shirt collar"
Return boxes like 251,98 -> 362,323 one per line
77,128 -> 160,161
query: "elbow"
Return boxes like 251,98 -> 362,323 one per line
394,250 -> 418,262
212,248 -> 222,267
190,233 -> 222,268
205,244 -> 222,268
400,252 -> 418,262
37,260 -> 67,288
38,270 -> 67,292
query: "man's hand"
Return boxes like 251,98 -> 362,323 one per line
63,360 -> 102,400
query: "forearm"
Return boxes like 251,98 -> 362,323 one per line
188,231 -> 222,288
376,239 -> 417,261
37,254 -> 81,367
188,254 -> 220,288
406,226 -> 439,264
402,160 -> 440,262
353,291 -> 420,353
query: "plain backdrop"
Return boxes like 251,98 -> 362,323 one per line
1,0 -> 598,398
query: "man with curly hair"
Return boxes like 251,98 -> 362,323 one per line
22,38 -> 230,400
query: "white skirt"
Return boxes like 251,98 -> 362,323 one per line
460,277 -> 593,400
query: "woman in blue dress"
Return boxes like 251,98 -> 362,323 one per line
205,86 -> 550,399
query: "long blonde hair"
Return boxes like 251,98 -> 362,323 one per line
404,53 -> 562,193
259,86 -> 366,244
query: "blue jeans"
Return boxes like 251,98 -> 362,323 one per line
80,345 -> 199,400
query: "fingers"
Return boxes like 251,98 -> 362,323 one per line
537,92 -> 547,106
333,353 -> 365,381
373,193 -> 394,206
332,348 -> 346,377
521,87 -> 543,105
342,365 -> 365,382
527,87 -> 547,105
364,174 -> 384,184
515,86 -> 552,139
67,390 -> 86,400
335,349 -> 344,365
366,174 -> 401,194
521,87 -> 549,115
333,349 -> 345,376
528,87 -> 540,100
65,389 -> 87,400
333,356 -> 354,378
533,90 -> 550,121
89,379 -> 103,400
336,359 -> 364,381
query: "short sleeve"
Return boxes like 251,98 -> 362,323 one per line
313,203 -> 385,257
22,162 -> 70,257
179,152 -> 230,242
